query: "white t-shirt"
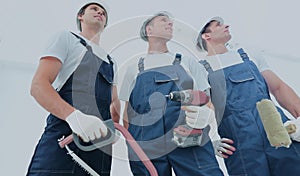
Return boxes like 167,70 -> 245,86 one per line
119,52 -> 210,101
41,30 -> 118,91
203,49 -> 270,72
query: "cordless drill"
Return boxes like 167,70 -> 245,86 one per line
166,89 -> 210,147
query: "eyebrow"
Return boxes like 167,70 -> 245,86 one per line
89,5 -> 104,12
212,21 -> 221,26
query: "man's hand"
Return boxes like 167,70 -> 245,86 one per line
212,138 -> 236,158
284,117 -> 300,142
66,110 -> 108,142
182,105 -> 213,129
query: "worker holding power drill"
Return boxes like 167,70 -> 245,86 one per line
119,12 -> 224,175
196,16 -> 300,176
167,89 -> 235,158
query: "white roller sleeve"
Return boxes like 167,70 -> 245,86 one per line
256,99 -> 291,148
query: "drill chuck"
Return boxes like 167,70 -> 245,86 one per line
167,90 -> 209,106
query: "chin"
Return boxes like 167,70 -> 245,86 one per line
225,35 -> 232,42
165,34 -> 173,41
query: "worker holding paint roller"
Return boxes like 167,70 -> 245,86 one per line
196,16 -> 300,176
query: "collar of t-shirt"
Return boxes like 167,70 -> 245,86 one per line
143,52 -> 176,70
205,50 -> 243,71
77,34 -> 110,63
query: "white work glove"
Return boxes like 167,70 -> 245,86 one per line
182,105 -> 213,129
212,138 -> 236,158
66,110 -> 108,142
284,117 -> 300,142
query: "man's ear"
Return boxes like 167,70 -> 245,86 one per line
77,14 -> 83,22
146,25 -> 153,36
202,33 -> 210,41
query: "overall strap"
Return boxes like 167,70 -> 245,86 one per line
199,60 -> 213,73
172,53 -> 182,65
70,32 -> 88,47
237,48 -> 250,61
138,57 -> 145,72
106,55 -> 114,65
71,32 -> 112,65
138,53 -> 182,72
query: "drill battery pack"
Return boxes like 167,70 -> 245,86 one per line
172,124 -> 203,148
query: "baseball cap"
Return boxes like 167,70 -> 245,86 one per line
76,1 -> 109,31
140,11 -> 172,41
196,16 -> 224,51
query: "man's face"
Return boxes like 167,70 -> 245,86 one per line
147,15 -> 173,41
203,21 -> 231,45
78,4 -> 107,30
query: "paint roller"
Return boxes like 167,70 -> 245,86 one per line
256,99 -> 296,148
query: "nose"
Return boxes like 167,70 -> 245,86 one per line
98,11 -> 106,17
168,20 -> 173,27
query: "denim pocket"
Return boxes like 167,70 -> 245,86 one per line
27,131 -> 77,174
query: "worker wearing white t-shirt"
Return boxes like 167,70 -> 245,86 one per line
120,12 -> 224,176
27,2 -> 120,175
197,16 -> 300,176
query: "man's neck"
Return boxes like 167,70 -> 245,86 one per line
147,40 -> 169,54
80,27 -> 102,45
207,43 -> 228,56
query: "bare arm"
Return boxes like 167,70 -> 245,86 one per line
261,70 -> 300,118
30,57 -> 75,120
110,85 -> 120,123
123,102 -> 129,129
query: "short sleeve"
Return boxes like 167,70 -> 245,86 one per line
182,56 -> 210,91
249,50 -> 271,72
110,56 -> 118,85
40,31 -> 70,63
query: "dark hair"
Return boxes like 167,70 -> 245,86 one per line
77,3 -> 108,31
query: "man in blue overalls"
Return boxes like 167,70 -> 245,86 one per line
119,12 -> 224,175
26,1 -> 120,175
196,16 -> 300,175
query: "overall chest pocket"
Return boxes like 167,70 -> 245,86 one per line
227,69 -> 256,108
154,72 -> 179,82
228,69 -> 254,83
130,71 -> 179,116
154,72 -> 180,94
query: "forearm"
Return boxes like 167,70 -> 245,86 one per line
262,70 -> 300,118
31,80 -> 74,120
273,83 -> 300,118
110,86 -> 120,123
123,102 -> 129,129
110,99 -> 120,123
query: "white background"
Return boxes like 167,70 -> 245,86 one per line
0,0 -> 299,175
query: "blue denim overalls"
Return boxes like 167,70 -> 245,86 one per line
27,33 -> 114,176
200,48 -> 300,176
127,54 -> 223,176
